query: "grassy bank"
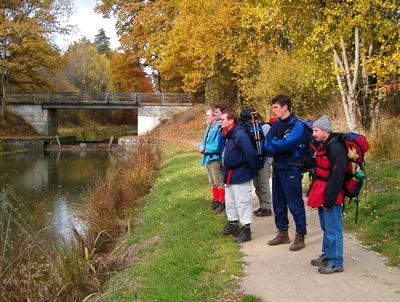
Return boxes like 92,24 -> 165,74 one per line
101,141 -> 399,302
103,142 -> 245,302
99,106 -> 399,301
344,159 -> 400,267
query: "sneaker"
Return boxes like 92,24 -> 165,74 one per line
254,208 -> 272,217
311,254 -> 328,266
318,263 -> 344,274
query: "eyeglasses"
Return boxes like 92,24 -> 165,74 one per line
205,114 -> 213,117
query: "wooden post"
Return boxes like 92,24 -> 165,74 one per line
55,135 -> 61,149
108,136 -> 113,150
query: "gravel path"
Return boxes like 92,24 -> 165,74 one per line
239,195 -> 400,302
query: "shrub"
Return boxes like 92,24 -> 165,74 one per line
368,117 -> 400,160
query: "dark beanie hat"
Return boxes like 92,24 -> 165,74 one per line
239,108 -> 255,121
313,115 -> 332,133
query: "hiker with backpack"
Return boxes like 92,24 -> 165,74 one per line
219,108 -> 261,243
264,94 -> 307,251
198,108 -> 225,212
238,108 -> 273,217
307,115 -> 347,274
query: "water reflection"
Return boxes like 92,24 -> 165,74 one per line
0,150 -> 111,247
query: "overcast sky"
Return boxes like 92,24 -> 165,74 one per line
56,0 -> 119,51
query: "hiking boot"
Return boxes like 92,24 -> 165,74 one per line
267,230 -> 290,246
210,200 -> 219,210
221,222 -> 240,236
214,202 -> 225,212
254,208 -> 272,217
311,254 -> 328,266
318,263 -> 344,274
234,226 -> 252,243
290,233 -> 305,251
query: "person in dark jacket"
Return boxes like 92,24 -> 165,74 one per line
238,108 -> 272,217
219,109 -> 260,243
308,115 -> 347,274
264,94 -> 307,251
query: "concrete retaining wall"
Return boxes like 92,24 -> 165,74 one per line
7,104 -> 58,135
0,136 -> 76,151
138,104 -> 192,135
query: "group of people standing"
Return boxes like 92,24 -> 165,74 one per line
198,94 -> 346,274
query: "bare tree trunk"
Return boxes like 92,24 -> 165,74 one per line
332,29 -> 361,132
369,98 -> 381,138
359,35 -> 383,136
1,72 -> 10,119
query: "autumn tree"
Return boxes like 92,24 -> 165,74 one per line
96,0 -> 180,92
279,0 -> 400,134
110,52 -> 152,92
63,38 -> 113,93
96,0 -> 399,133
0,0 -> 74,118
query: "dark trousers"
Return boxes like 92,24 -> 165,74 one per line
272,167 -> 307,235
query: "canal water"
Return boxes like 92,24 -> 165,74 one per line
0,150 -> 112,253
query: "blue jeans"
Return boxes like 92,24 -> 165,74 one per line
318,205 -> 344,267
272,167 -> 307,235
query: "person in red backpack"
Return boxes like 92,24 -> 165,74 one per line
307,115 -> 347,274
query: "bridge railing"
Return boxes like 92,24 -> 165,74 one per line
7,92 -> 193,105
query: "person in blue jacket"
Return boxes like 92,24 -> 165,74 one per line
219,108 -> 260,243
198,108 -> 225,212
264,94 -> 307,251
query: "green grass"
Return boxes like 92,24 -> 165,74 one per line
103,143 -> 245,302
344,159 -> 400,267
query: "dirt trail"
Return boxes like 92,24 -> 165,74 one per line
239,196 -> 400,302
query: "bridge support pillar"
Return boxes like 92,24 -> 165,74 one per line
138,105 -> 192,136
7,104 -> 58,136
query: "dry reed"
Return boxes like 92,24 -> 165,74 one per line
0,138 -> 160,302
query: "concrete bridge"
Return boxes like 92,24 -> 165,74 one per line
6,92 -> 193,136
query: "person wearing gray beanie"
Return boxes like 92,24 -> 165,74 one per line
308,114 -> 347,274
313,115 -> 332,133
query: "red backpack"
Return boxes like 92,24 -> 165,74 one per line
335,132 -> 369,222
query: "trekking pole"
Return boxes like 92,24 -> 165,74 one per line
250,112 -> 262,156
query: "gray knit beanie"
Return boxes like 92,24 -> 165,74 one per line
313,115 -> 332,133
